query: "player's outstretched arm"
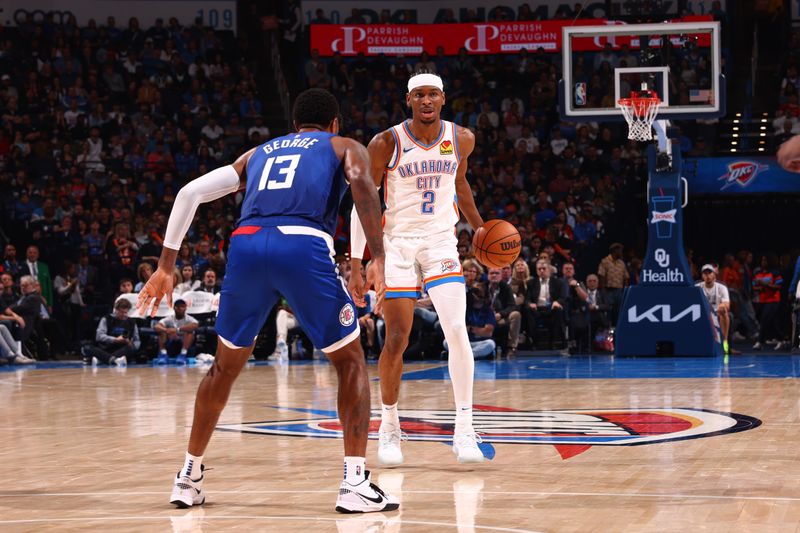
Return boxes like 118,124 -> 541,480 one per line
777,134 -> 800,173
137,149 -> 254,316
346,131 -> 393,306
454,126 -> 484,230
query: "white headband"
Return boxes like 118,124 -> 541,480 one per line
407,73 -> 443,92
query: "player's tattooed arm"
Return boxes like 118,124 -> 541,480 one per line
454,125 -> 484,230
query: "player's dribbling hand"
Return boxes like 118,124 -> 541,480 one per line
366,257 -> 386,314
348,265 -> 367,308
777,135 -> 800,173
136,267 -> 174,317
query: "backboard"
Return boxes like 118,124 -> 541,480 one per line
559,21 -> 724,122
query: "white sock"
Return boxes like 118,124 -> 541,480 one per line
180,348 -> 187,354
455,403 -> 473,433
159,349 -> 167,355
344,456 -> 366,484
381,403 -> 399,429
180,452 -> 203,479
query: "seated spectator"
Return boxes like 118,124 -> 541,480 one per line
445,284 -> 496,359
23,245 -> 53,309
117,278 -> 135,298
697,264 -> 731,354
82,298 -> 139,366
526,259 -> 566,351
1,273 -> 18,309
571,274 -> 612,352
175,264 -> 201,294
462,259 -> 484,291
1,275 -> 41,343
198,268 -> 219,293
134,262 -> 154,292
486,267 -> 521,356
752,255 -> 784,350
0,323 -> 35,364
2,244 -> 24,279
154,299 -> 198,364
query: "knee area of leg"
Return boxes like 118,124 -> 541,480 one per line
509,311 -> 521,320
385,331 -> 409,350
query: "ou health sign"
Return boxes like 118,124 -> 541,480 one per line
686,157 -> 800,194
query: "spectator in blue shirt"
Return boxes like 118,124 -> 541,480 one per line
444,284 -> 496,359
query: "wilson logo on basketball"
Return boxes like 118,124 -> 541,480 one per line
218,405 -> 760,461
439,140 -> 454,155
500,240 -> 520,251
440,258 -> 459,272
718,161 -> 769,190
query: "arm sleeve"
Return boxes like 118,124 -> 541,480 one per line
163,165 -> 241,250
349,206 -> 368,260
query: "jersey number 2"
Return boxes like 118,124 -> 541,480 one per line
421,190 -> 436,214
257,154 -> 301,190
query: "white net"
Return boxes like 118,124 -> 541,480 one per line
619,98 -> 661,141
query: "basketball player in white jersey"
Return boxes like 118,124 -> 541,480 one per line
696,264 -> 731,354
349,72 -> 486,464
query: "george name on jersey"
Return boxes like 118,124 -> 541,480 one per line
397,159 -> 457,178
263,136 -> 319,155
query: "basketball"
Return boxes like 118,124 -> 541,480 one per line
472,220 -> 521,268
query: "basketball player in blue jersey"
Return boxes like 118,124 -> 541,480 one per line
137,89 -> 398,514
349,73 -> 487,464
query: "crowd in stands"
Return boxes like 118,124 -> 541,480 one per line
0,11 -> 797,365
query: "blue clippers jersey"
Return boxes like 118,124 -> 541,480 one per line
239,131 -> 347,235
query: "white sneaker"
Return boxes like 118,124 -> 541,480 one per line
170,466 -> 205,508
753,342 -> 763,351
12,354 -> 35,364
775,341 -> 787,351
377,425 -> 404,467
452,431 -> 485,464
112,355 -> 127,366
268,341 -> 289,361
91,356 -> 99,366
335,471 -> 399,514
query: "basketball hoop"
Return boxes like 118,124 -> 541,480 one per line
618,90 -> 661,142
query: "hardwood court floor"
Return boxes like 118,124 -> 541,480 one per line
2,355 -> 800,532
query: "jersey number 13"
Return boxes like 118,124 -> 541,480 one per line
257,154 -> 301,191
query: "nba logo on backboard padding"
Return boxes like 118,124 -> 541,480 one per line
575,83 -> 587,106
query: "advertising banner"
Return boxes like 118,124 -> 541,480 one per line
312,19 -> 608,56
686,157 -> 800,194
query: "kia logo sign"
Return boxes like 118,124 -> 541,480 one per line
628,304 -> 701,323
465,25 -> 500,52
332,27 -> 366,54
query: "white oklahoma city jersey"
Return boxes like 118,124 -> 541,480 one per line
382,120 -> 465,299
383,120 -> 460,237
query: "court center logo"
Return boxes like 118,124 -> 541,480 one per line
218,405 -> 760,460
339,303 -> 355,326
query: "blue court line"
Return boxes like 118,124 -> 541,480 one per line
4,355 -> 800,379
400,355 -> 800,380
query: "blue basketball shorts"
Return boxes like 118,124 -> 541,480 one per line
215,225 -> 360,352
